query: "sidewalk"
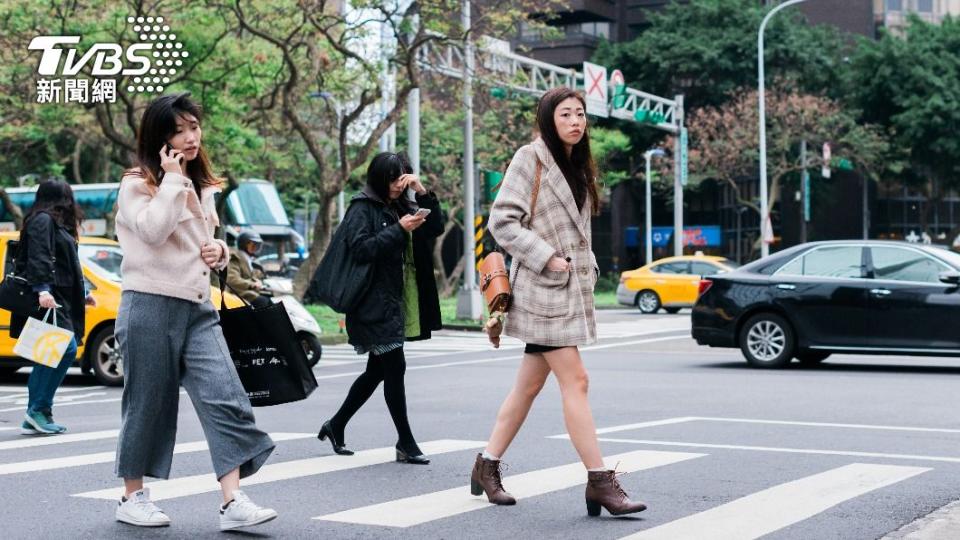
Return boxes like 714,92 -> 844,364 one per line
882,501 -> 960,540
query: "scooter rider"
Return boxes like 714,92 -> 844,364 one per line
227,230 -> 271,308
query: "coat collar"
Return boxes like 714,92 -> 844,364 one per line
531,138 -> 588,241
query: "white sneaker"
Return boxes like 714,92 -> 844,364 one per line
115,488 -> 171,527
219,490 -> 278,531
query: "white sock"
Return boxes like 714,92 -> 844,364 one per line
588,467 -> 607,472
481,451 -> 500,461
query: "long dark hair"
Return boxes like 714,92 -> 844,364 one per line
24,180 -> 84,239
536,87 -> 600,214
366,151 -> 414,212
126,92 -> 221,190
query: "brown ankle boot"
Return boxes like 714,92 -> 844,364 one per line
470,454 -> 517,505
585,470 -> 647,516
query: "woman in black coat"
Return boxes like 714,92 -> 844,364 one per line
10,180 -> 93,435
318,152 -> 443,463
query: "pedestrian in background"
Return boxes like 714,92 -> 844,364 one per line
112,92 -> 277,531
227,229 -> 271,308
11,180 -> 93,435
471,87 -> 647,517
317,151 -> 443,464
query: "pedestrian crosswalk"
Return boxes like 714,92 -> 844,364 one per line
0,418 -> 939,538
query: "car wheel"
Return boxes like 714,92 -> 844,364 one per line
89,324 -> 124,386
636,290 -> 661,314
297,331 -> 323,368
664,307 -> 681,314
739,313 -> 795,369
796,351 -> 830,366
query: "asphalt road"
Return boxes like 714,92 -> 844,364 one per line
1,309 -> 959,539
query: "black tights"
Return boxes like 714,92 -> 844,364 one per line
328,347 -> 420,453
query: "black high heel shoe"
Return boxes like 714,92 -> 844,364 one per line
395,443 -> 430,465
318,420 -> 354,456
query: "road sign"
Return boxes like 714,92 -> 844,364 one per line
679,127 -> 689,186
582,62 -> 608,118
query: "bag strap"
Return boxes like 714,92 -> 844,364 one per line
216,270 -> 254,310
41,307 -> 57,326
528,159 -> 542,227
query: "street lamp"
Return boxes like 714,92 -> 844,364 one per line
644,148 -> 666,266
758,0 -> 807,258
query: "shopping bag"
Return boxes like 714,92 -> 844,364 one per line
13,308 -> 74,368
219,301 -> 318,407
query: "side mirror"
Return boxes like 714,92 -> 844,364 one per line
939,270 -> 960,285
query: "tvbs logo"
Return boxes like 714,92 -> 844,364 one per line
29,36 -> 152,77
28,15 -> 188,104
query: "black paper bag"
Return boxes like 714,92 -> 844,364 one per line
219,301 -> 318,407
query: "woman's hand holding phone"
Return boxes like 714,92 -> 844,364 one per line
160,143 -> 184,176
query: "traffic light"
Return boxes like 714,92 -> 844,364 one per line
634,109 -> 665,124
612,83 -> 627,109
490,87 -> 507,99
482,169 -> 505,203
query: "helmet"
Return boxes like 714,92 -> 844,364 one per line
237,230 -> 263,250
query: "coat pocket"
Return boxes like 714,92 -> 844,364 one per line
514,267 -> 570,318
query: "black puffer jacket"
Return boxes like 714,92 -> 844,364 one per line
344,187 -> 443,347
9,212 -> 86,344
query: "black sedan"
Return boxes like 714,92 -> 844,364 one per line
692,240 -> 960,368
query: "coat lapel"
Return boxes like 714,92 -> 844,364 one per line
532,138 -> 588,241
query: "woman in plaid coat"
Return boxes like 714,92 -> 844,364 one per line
469,87 -> 647,517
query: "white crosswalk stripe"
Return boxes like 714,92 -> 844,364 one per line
316,449 -> 704,527
622,463 -> 929,540
73,439 -> 486,501
0,429 -> 119,451
0,432 -> 314,476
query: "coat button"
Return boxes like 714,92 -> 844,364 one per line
198,294 -> 203,299
579,240 -> 587,248
183,182 -> 190,188
202,271 -> 207,276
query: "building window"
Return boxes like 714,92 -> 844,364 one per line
917,0 -> 933,12
577,22 -> 611,39
886,0 -> 902,11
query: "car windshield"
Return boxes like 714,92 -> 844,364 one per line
79,243 -> 122,282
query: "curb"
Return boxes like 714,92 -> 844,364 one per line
882,500 -> 960,539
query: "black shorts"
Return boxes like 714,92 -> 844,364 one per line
524,343 -> 563,354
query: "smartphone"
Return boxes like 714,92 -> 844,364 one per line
414,208 -> 431,218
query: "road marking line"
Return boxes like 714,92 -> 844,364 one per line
693,416 -> 960,435
0,429 -> 119,451
548,417 -> 698,439
0,398 -> 121,412
315,335 -> 691,381
315,450 -> 705,528
621,463 -> 929,540
73,439 -> 486,501
595,437 -> 960,464
0,433 -> 313,475
555,416 -> 960,440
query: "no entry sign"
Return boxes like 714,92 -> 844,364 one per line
582,62 -> 608,118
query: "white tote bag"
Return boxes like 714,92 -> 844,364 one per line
13,308 -> 74,368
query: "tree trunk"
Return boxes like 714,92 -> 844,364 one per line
72,137 -> 84,184
0,189 -> 23,230
293,194 -> 336,300
432,203 -> 463,297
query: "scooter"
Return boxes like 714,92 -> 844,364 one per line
259,276 -> 324,368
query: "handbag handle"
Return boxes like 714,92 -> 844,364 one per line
41,307 -> 57,327
216,270 -> 254,310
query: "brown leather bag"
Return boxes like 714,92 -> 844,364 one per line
479,159 -> 542,314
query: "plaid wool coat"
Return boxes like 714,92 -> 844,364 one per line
488,138 -> 599,347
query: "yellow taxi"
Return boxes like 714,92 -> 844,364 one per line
617,254 -> 739,314
0,232 -> 242,385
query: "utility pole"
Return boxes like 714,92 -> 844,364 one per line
758,0 -> 808,257
800,139 -> 807,244
456,0 -> 482,320
673,94 -> 685,256
644,148 -> 666,266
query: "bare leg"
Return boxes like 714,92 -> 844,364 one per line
484,354 -> 551,457
123,478 -> 144,497
543,347 -> 604,470
219,467 -> 240,503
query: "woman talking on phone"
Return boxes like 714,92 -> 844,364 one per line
317,151 -> 443,464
